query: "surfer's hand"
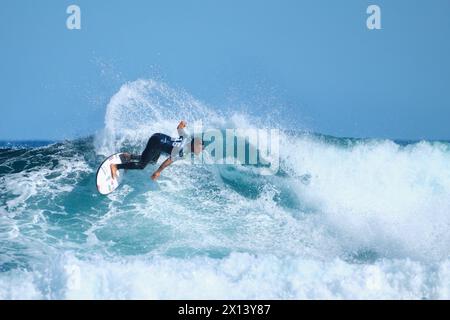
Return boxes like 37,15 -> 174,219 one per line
177,120 -> 187,129
151,171 -> 161,181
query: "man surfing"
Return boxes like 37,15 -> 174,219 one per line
110,120 -> 204,181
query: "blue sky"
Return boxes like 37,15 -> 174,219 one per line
1,0 -> 450,140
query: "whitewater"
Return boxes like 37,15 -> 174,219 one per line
0,79 -> 449,299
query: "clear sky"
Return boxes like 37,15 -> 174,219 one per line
1,0 -> 450,140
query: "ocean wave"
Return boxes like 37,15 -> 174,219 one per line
0,79 -> 449,299
0,253 -> 448,299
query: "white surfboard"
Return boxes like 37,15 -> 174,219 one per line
96,153 -> 126,195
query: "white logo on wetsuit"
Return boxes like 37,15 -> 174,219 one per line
170,128 -> 191,161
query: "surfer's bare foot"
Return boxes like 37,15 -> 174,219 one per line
123,153 -> 131,161
110,164 -> 118,179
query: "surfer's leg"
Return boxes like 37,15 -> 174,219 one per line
130,154 -> 141,160
139,135 -> 162,165
116,135 -> 161,170
118,153 -> 140,164
116,161 -> 146,170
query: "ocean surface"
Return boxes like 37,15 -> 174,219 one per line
1,80 -> 449,299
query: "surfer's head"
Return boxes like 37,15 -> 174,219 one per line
191,138 -> 204,155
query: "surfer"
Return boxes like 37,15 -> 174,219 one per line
110,121 -> 204,181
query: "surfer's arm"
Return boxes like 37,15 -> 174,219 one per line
177,121 -> 190,140
151,157 -> 173,181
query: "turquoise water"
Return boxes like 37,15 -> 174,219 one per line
0,80 -> 449,299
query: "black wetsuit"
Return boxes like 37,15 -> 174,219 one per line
117,131 -> 191,170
